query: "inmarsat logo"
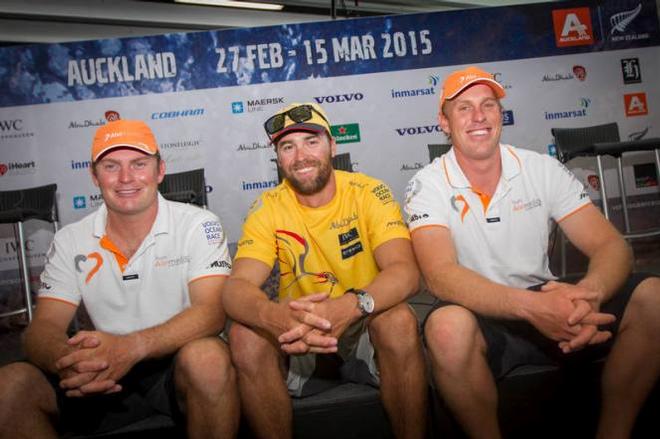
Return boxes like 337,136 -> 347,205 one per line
428,75 -> 441,87
552,8 -> 594,47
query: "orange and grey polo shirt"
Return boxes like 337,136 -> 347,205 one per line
404,144 -> 591,289
38,194 -> 231,334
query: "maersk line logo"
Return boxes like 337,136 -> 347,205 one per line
331,124 -> 361,144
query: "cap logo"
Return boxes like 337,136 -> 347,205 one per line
459,73 -> 479,84
104,132 -> 123,142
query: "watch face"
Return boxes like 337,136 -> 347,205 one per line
359,292 -> 375,314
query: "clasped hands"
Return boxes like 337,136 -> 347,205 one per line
535,281 -> 615,354
275,292 -> 358,355
54,331 -> 142,398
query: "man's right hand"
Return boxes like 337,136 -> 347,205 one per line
524,284 -> 615,343
55,333 -> 120,397
275,293 -> 338,355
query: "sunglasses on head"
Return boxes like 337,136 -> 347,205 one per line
264,104 -> 329,137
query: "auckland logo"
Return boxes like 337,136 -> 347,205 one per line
552,7 -> 594,47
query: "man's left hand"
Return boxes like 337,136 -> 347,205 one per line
541,281 -> 615,353
56,330 -> 144,396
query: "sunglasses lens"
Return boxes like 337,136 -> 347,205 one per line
264,114 -> 285,134
287,105 -> 313,123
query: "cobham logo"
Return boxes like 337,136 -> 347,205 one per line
624,93 -> 648,117
552,8 -> 594,47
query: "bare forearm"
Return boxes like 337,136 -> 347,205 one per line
364,261 -> 420,313
578,239 -> 633,302
223,277 -> 283,337
425,262 -> 530,320
130,303 -> 225,361
24,322 -> 72,374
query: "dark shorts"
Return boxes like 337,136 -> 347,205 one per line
47,357 -> 181,436
425,272 -> 653,380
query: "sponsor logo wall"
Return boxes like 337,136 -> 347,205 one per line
0,0 -> 659,279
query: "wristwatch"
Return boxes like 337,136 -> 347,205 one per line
346,288 -> 375,316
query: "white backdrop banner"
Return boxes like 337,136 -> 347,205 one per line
0,0 -> 659,283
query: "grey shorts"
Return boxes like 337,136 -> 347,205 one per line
287,318 -> 379,397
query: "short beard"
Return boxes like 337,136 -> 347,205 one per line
281,153 -> 333,196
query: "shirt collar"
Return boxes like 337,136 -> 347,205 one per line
92,193 -> 169,239
441,143 -> 521,189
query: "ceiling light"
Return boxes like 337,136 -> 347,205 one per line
175,0 -> 284,11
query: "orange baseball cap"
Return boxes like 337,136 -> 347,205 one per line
439,66 -> 506,111
91,119 -> 159,162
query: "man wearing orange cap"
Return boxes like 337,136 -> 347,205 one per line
405,66 -> 660,437
223,103 -> 426,439
0,120 -> 238,438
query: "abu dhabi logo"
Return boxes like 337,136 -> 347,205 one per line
68,110 -> 120,129
611,3 -> 642,34
541,65 -> 586,82
552,7 -> 594,47
544,98 -> 590,120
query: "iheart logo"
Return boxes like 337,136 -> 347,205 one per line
0,164 -> 7,176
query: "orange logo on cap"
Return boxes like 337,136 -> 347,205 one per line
624,93 -> 648,117
552,8 -> 594,47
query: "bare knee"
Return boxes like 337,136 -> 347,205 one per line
0,362 -> 57,418
175,337 -> 235,397
622,277 -> 660,334
228,323 -> 280,376
368,303 -> 420,354
424,305 -> 484,369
